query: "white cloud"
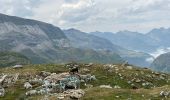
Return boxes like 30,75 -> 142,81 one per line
145,46 -> 170,63
0,0 -> 34,17
150,47 -> 170,58
1,0 -> 170,32
29,0 -> 96,26
146,57 -> 154,63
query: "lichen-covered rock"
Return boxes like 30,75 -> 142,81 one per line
0,87 -> 5,97
24,82 -> 32,89
26,90 -> 37,96
100,85 -> 112,89
12,65 -> 23,69
44,73 -> 70,83
39,71 -> 51,77
160,91 -> 170,97
126,66 -> 133,70
69,89 -> 85,99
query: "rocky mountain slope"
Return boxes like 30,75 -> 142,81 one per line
151,52 -> 170,73
0,13 -> 124,64
64,28 -> 120,52
147,28 -> 170,47
64,29 -> 153,67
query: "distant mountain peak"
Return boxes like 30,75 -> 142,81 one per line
148,27 -> 170,34
66,28 -> 81,32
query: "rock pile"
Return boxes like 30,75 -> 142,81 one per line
23,64 -> 96,99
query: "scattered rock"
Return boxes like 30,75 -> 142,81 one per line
40,71 -> 51,77
24,82 -> 32,89
80,74 -> 96,83
85,63 -> 93,67
81,68 -> 90,73
29,78 -> 43,85
160,91 -> 170,98
57,93 -> 65,100
140,71 -> 144,74
0,87 -> 5,97
85,84 -> 93,88
0,75 -> 7,85
135,79 -> 141,83
26,90 -> 37,96
12,65 -> 23,69
126,66 -> 133,70
100,85 -> 112,89
45,72 -> 70,83
114,85 -> 121,89
155,72 -> 160,75
160,76 -> 165,80
128,81 -> 132,84
115,96 -> 120,98
69,89 -> 85,99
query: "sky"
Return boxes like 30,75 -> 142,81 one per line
0,0 -> 170,33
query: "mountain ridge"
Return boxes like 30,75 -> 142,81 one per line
91,28 -> 170,53
64,28 -> 153,67
0,13 -> 124,65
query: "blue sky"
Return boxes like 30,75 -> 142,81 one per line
0,0 -> 170,33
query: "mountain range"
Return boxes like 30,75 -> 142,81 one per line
91,28 -> 170,54
1,13 -> 169,68
0,13 -> 124,65
64,28 -> 152,67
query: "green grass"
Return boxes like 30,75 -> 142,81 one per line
0,63 -> 169,100
82,87 -> 167,100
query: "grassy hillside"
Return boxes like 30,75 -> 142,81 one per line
0,52 -> 31,67
0,63 -> 170,99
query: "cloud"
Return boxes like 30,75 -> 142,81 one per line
146,47 -> 170,63
146,57 -> 154,63
150,47 -> 170,58
30,0 -> 96,26
126,0 -> 170,13
1,0 -> 170,32
0,0 -> 35,17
